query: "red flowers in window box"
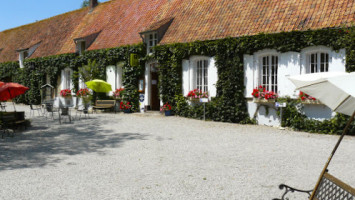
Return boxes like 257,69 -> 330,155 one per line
252,86 -> 277,100
299,91 -> 316,101
187,89 -> 208,100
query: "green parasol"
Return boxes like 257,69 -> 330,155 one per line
85,79 -> 112,93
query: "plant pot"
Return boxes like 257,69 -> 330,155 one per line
123,109 -> 131,113
165,110 -> 172,116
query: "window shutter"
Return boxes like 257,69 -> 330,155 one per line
182,59 -> 189,96
106,66 -> 116,96
208,57 -> 217,97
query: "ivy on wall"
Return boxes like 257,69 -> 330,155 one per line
153,27 -> 354,132
0,44 -> 145,111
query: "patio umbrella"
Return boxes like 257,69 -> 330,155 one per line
0,82 -> 29,111
85,79 -> 112,93
288,72 -> 355,199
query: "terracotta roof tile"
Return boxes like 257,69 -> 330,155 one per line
0,0 -> 354,62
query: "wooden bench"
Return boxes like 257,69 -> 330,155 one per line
92,100 -> 116,113
0,112 -> 27,138
273,171 -> 355,200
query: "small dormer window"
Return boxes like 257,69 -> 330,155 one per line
147,32 -> 157,54
77,41 -> 86,55
19,50 -> 29,68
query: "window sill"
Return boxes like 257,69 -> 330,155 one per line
253,98 -> 276,104
300,99 -> 322,105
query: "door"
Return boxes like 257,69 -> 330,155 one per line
150,71 -> 160,110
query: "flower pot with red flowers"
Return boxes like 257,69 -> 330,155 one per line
60,89 -> 72,106
252,86 -> 278,103
120,101 -> 132,113
161,102 -> 172,116
76,88 -> 92,105
299,91 -> 321,104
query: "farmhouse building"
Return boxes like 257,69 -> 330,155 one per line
0,0 -> 354,127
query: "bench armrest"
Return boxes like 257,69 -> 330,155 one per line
273,184 -> 312,200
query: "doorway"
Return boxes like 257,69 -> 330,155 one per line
150,63 -> 160,111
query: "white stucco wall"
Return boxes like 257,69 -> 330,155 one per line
278,52 -> 300,97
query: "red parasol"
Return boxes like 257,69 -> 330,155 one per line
0,82 -> 29,111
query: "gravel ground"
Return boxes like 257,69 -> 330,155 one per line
0,105 -> 354,200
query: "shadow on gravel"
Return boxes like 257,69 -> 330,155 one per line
0,116 -> 148,171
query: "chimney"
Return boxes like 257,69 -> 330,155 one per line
90,0 -> 98,10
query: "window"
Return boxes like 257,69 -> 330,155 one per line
147,32 -> 157,53
260,55 -> 278,92
308,52 -> 329,73
196,59 -> 208,92
76,41 -> 86,55
64,69 -> 71,89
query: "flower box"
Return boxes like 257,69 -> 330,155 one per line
253,98 -> 276,103
301,99 -> 322,105
123,109 -> 131,113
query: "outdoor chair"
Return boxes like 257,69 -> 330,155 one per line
0,102 -> 6,111
75,104 -> 90,120
29,104 -> 42,117
44,103 -> 60,122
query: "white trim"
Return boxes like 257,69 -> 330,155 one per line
301,46 -> 332,74
253,49 -> 280,93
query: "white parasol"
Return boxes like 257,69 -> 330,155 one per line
288,71 -> 355,199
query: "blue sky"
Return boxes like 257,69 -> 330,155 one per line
0,0 -> 109,32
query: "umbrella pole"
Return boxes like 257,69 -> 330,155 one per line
309,111 -> 355,199
12,101 -> 16,112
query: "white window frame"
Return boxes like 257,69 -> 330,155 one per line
147,32 -> 158,54
76,40 -> 86,55
190,56 -> 210,93
63,68 -> 72,90
301,46 -> 332,74
19,50 -> 28,69
307,52 -> 329,73
254,50 -> 280,93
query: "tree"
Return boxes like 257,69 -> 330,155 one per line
81,0 -> 90,8
81,0 -> 100,8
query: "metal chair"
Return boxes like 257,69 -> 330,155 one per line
0,102 -> 6,111
29,104 -> 42,117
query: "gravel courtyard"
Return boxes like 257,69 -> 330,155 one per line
0,105 -> 354,199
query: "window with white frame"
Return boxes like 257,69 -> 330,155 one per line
308,52 -> 329,73
260,55 -> 278,92
196,59 -> 208,92
147,32 -> 158,53
64,69 -> 71,89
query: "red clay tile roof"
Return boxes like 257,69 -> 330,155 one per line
0,8 -> 88,62
0,0 -> 354,62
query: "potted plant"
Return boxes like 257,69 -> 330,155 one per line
76,88 -> 92,113
161,102 -> 172,116
120,101 -> 132,113
60,88 -> 72,108
113,88 -> 125,112
252,86 -> 278,103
